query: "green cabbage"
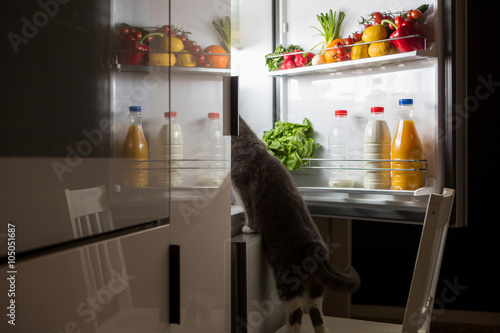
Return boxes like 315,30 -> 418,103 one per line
262,118 -> 319,171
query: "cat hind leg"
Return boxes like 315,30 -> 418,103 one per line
284,296 -> 304,333
307,283 -> 330,333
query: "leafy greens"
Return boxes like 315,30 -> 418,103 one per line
264,44 -> 303,72
262,118 -> 319,171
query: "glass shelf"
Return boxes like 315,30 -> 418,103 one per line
267,48 -> 437,77
112,63 -> 231,76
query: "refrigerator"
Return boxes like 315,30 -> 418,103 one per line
1,0 -> 467,332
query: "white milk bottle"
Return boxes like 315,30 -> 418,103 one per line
328,110 -> 355,187
201,112 -> 226,186
363,107 -> 392,189
158,111 -> 183,187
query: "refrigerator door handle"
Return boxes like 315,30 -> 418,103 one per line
169,244 -> 180,324
223,76 -> 239,136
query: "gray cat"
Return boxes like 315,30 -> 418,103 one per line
231,116 -> 360,333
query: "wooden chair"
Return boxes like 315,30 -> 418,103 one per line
276,188 -> 455,333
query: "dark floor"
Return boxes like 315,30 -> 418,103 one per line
430,323 -> 500,333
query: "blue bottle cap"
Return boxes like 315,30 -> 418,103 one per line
399,99 -> 413,105
129,106 -> 141,112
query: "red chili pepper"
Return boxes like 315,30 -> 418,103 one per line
382,18 -> 426,53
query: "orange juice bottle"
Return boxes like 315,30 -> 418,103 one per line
392,99 -> 425,190
122,106 -> 148,187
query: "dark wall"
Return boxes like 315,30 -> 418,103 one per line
352,3 -> 500,313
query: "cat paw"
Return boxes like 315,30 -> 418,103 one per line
242,226 -> 256,234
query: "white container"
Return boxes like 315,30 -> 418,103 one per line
202,112 -> 226,186
328,110 -> 355,188
158,111 -> 183,187
363,107 -> 392,189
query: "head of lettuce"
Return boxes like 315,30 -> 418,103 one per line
261,118 -> 319,171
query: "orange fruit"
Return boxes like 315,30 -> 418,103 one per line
204,45 -> 229,68
323,38 -> 345,63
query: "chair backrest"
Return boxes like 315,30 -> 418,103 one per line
65,185 -> 114,239
65,185 -> 132,318
402,188 -> 455,333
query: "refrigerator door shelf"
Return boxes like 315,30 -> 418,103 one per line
298,177 -> 438,197
112,64 -> 231,76
267,48 -> 437,78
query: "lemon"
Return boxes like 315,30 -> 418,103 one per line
157,36 -> 184,52
149,53 -> 176,67
177,50 -> 196,67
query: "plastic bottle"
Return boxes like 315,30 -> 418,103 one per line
328,110 -> 355,188
158,111 -> 183,187
363,107 -> 391,189
201,112 -> 226,186
122,106 -> 148,187
392,99 -> 425,190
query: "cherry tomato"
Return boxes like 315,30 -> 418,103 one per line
184,40 -> 194,50
334,41 -> 344,48
170,31 -> 178,38
352,33 -> 362,43
161,25 -> 170,35
190,45 -> 201,53
134,31 -> 142,40
395,16 -> 404,27
344,37 -> 354,46
120,27 -> 130,36
179,34 -> 188,43
410,9 -> 422,20
337,46 -> 346,57
143,35 -> 155,44
196,54 -> 206,66
373,12 -> 383,24
129,27 -> 136,34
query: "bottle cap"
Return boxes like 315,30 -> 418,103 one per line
164,111 -> 177,117
129,106 -> 141,112
335,110 -> 347,116
371,107 -> 384,113
208,112 -> 220,118
399,99 -> 413,105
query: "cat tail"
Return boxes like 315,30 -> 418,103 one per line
310,244 -> 361,293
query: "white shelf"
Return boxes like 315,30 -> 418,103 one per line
267,48 -> 437,77
112,63 -> 231,76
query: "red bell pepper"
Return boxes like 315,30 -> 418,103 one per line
118,32 -> 163,65
382,18 -> 426,53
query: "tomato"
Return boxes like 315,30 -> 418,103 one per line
410,9 -> 422,20
344,37 -> 354,46
161,25 -> 170,35
129,27 -> 136,34
196,54 -> 206,66
190,45 -> 201,53
134,31 -> 142,40
179,34 -> 188,43
395,16 -> 404,27
337,46 -> 346,58
120,27 -> 130,36
352,33 -> 362,43
372,12 -> 383,24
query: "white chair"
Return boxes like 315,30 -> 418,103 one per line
65,185 -> 167,332
65,185 -> 114,239
276,188 -> 455,333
